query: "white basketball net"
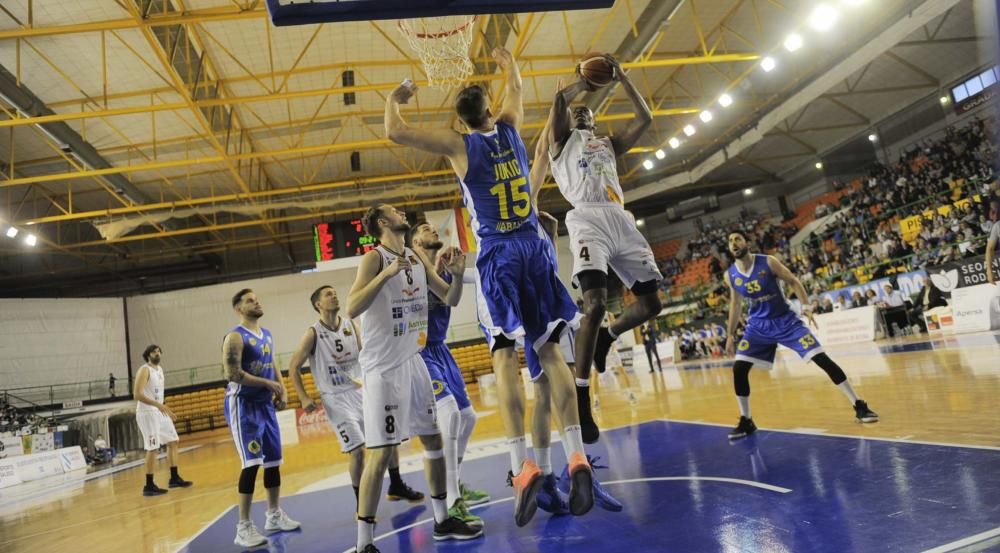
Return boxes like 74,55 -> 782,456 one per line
397,15 -> 477,89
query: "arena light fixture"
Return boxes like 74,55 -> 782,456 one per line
719,94 -> 734,108
808,4 -> 840,32
669,137 -> 681,149
636,218 -> 646,227
815,161 -> 824,170
868,133 -> 878,142
24,233 -> 37,247
744,188 -> 754,196
683,125 -> 696,137
784,33 -> 804,52
761,56 -> 777,72
6,226 -> 17,238
940,95 -> 950,104
643,159 -> 654,170
655,149 -> 666,160
699,110 -> 714,123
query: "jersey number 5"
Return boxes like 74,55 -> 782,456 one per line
490,177 -> 530,220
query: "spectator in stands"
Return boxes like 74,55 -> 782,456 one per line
94,434 -> 115,464
834,294 -> 852,311
642,325 -> 663,372
108,373 -> 117,397
852,290 -> 866,307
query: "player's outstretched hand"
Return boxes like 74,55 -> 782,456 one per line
441,246 -> 466,276
603,54 -> 624,81
265,380 -> 283,395
385,256 -> 411,276
724,337 -> 736,358
391,80 -> 416,105
493,46 -> 514,69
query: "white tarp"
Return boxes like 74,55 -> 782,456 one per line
815,306 -> 878,345
0,298 -> 127,389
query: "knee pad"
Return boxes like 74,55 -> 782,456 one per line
263,466 -> 281,489
733,360 -> 753,397
238,465 -> 260,495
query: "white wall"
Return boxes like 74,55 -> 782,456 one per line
0,298 -> 127,389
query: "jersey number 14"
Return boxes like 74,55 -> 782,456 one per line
490,177 -> 530,220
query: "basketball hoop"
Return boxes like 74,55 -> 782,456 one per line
397,15 -> 477,89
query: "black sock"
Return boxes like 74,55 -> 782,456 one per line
170,466 -> 179,479
389,467 -> 402,487
145,474 -> 154,487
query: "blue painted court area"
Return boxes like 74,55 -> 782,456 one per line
181,421 -> 1000,553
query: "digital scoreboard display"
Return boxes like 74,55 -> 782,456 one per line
313,219 -> 379,261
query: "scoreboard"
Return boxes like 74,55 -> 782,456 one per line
313,219 -> 379,261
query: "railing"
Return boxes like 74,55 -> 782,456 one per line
2,379 -> 128,408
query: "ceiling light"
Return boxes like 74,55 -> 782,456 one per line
718,94 -> 733,107
669,137 -> 681,149
24,233 -> 37,247
808,4 -> 840,32
760,56 -> 777,72
643,159 -> 654,170
6,227 -> 17,238
636,218 -> 646,227
868,133 -> 878,142
699,110 -> 714,123
744,188 -> 753,196
655,149 -> 666,160
940,96 -> 950,104
683,125 -> 696,137
784,33 -> 803,52
815,161 -> 824,170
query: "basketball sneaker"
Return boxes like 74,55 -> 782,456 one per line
577,386 -> 600,444
536,473 -> 569,515
432,515 -> 484,540
447,498 -> 484,528
386,481 -> 424,503
854,400 -> 879,423
234,520 -> 268,548
507,458 -> 543,527
460,482 -> 491,506
358,545 -> 381,553
567,451 -> 594,516
168,475 -> 193,488
557,456 -> 621,512
728,416 -> 757,440
593,328 -> 615,374
142,483 -> 168,496
264,508 -> 301,533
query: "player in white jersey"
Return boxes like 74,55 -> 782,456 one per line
288,285 -> 424,509
546,61 -> 664,444
133,345 -> 191,496
347,204 -> 481,552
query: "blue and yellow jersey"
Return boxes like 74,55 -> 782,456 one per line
728,255 -> 791,321
226,325 -> 276,402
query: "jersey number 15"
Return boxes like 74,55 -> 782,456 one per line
490,177 -> 530,220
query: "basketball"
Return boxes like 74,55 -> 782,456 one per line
579,53 -> 615,87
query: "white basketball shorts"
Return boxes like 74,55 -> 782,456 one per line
320,389 -> 366,453
565,205 -> 662,289
362,355 -> 438,448
136,409 -> 179,451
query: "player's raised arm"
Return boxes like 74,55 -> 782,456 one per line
548,77 -> 590,158
605,55 -> 653,156
288,328 -> 318,412
767,256 -> 811,307
530,116 -> 553,207
493,47 -> 523,130
724,275 -> 743,357
421,246 -> 466,306
346,250 -> 405,319
384,81 -> 465,157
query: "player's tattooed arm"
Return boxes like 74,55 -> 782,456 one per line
347,249 -> 404,318
223,332 -> 280,391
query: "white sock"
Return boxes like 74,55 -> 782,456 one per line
437,397 -> 462,507
535,447 -> 552,475
561,425 -> 585,459
575,378 -> 590,387
457,407 -> 477,462
508,436 -> 528,474
356,519 -> 375,550
431,495 -> 448,524
837,381 -> 860,404
737,396 -> 751,418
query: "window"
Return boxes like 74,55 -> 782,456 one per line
965,76 -> 984,96
952,83 -> 969,102
980,69 -> 997,88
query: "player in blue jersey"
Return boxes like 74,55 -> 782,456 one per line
723,231 -> 879,440
409,222 -> 491,525
222,289 -> 300,548
386,47 -> 593,525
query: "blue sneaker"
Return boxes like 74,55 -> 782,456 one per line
536,473 -> 570,515
558,455 -> 623,512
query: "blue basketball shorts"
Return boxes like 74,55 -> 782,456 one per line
420,342 -> 471,410
735,313 -> 824,368
224,394 -> 282,469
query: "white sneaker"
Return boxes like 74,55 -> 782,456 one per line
234,520 -> 268,547
264,508 -> 301,533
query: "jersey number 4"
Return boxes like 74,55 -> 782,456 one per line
490,177 -> 530,220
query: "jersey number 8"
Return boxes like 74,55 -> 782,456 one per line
490,177 -> 530,220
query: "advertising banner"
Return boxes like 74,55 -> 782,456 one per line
0,457 -> 21,489
14,450 -> 64,482
820,270 -> 926,306
58,447 -> 87,473
815,305 -> 878,345
0,436 -> 24,459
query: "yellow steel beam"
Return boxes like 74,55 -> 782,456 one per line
0,54 -> 757,129
0,6 -> 267,40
